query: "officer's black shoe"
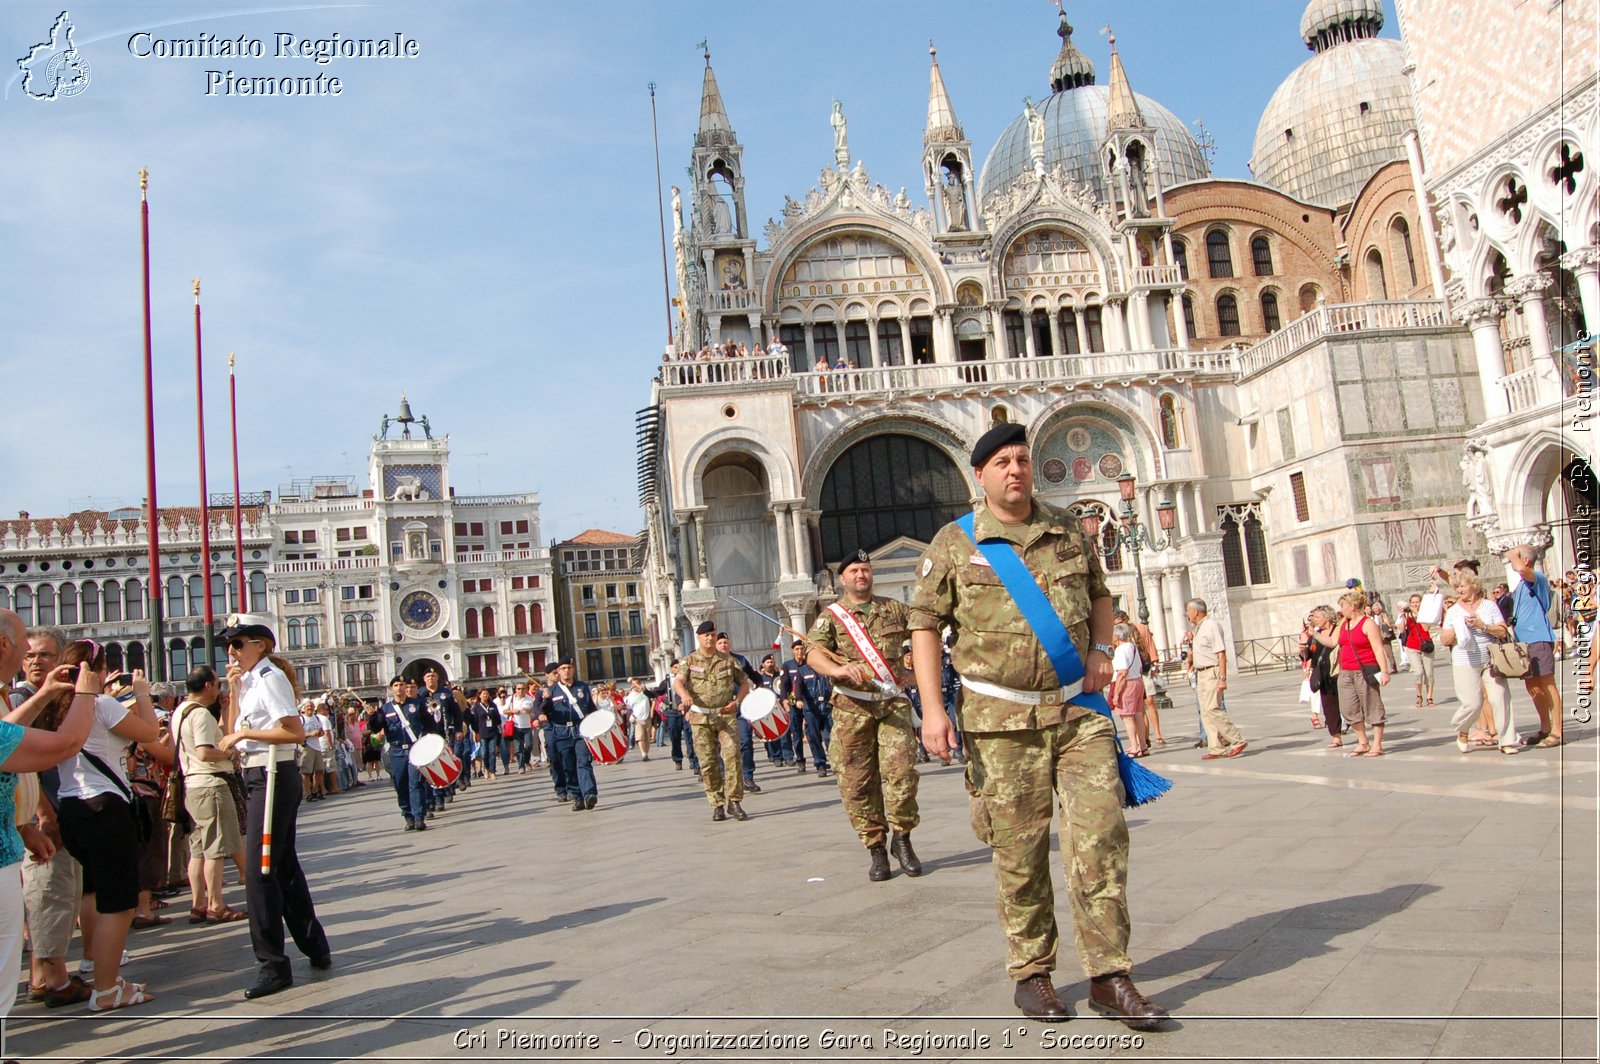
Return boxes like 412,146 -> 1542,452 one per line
743,780 -> 762,793
674,761 -> 683,770
891,833 -> 923,877
867,845 -> 891,882
309,954 -> 333,971
711,806 -> 727,822
817,766 -> 832,778
403,820 -> 415,832
415,820 -> 427,832
554,792 -> 568,803
796,761 -> 807,773
244,973 -> 293,1000
584,795 -> 597,810
572,798 -> 584,812
426,810 -> 437,820
727,801 -> 748,821
1013,974 -> 1069,1022
692,769 -> 701,780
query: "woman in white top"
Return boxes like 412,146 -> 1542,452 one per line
625,678 -> 652,760
1109,624 -> 1148,757
52,649 -> 160,1011
1439,568 -> 1519,754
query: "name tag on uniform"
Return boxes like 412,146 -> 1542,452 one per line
689,666 -> 706,674
969,553 -> 992,568
1059,542 -> 1082,560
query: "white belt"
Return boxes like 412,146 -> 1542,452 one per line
691,705 -> 731,715
959,674 -> 1084,706
833,685 -> 897,703
240,751 -> 298,769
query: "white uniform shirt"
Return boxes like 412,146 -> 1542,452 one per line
236,657 -> 299,761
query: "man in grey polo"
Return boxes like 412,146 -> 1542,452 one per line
1184,599 -> 1246,758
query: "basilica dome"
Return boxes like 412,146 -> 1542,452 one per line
1250,0 -> 1413,207
978,16 -> 1210,207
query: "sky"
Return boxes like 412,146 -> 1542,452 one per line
0,0 -> 1401,543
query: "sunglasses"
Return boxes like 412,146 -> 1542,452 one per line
227,637 -> 264,649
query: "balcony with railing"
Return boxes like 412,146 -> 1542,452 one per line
660,354 -> 791,389
270,556 -> 381,575
1133,264 -> 1183,287
453,493 -> 540,508
706,288 -> 761,313
273,498 -> 375,515
455,548 -> 550,565
1235,299 -> 1454,380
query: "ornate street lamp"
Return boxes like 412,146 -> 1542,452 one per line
1081,474 -> 1179,704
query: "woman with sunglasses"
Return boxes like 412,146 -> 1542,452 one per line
216,614 -> 331,1000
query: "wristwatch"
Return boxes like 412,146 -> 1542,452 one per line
1092,642 -> 1113,657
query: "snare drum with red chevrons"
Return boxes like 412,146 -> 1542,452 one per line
739,687 -> 791,742
409,733 -> 462,788
580,709 -> 629,764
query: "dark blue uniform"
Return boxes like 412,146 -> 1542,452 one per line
419,686 -> 463,805
784,660 -> 833,771
729,652 -> 763,785
538,679 -> 599,806
367,696 -> 439,828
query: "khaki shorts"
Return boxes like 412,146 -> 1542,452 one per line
184,780 -> 242,858
299,748 -> 327,774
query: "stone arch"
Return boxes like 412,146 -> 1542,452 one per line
809,427 -> 973,561
679,426 -> 799,509
763,219 -> 951,309
990,209 -> 1125,294
802,411 -> 971,509
1502,428 -> 1599,532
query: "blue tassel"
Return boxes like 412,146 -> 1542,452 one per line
1115,745 -> 1173,808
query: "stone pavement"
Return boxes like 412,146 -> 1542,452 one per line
4,669 -> 1595,1063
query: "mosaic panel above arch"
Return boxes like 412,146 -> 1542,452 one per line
1034,414 -> 1141,489
1001,226 -> 1107,294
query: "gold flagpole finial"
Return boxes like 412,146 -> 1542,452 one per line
139,168 -> 148,197
228,351 -> 236,371
193,278 -> 201,299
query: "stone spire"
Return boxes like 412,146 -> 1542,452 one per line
1048,10 -> 1095,93
924,42 -> 963,147
695,45 -> 734,147
1104,30 -> 1146,132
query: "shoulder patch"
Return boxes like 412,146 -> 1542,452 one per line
922,557 -> 933,577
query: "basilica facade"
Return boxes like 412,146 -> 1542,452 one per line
638,2 -> 1554,667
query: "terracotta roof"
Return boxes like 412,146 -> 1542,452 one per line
558,529 -> 640,547
0,505 -> 267,542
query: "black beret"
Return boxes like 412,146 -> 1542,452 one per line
970,422 -> 1028,468
695,620 -> 717,635
837,548 -> 871,574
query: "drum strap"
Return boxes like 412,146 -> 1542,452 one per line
390,702 -> 420,745
826,601 -> 895,685
556,683 -> 585,722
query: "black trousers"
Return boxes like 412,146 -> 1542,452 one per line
244,765 -> 330,980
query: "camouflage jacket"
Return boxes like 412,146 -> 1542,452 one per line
674,649 -> 744,723
808,594 -> 911,720
909,497 -> 1109,732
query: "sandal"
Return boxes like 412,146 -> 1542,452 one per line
131,914 -> 169,929
1499,745 -> 1520,755
206,906 -> 248,923
1310,715 -> 1323,729
1426,697 -> 1435,706
1328,739 -> 1343,748
1467,730 -> 1496,746
89,978 -> 154,1012
188,907 -> 208,925
1363,749 -> 1385,758
1344,746 -> 1371,758
1535,734 -> 1566,748
1415,695 -> 1423,707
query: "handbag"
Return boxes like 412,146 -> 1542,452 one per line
162,704 -> 195,832
502,719 -> 515,739
1420,636 -> 1435,654
79,749 -> 154,844
1488,641 -> 1531,678
1360,663 -> 1383,688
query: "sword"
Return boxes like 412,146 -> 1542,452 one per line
727,596 -> 900,696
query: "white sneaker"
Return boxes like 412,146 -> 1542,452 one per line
79,950 -> 130,977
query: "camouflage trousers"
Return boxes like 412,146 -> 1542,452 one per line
964,711 -> 1131,981
827,701 -> 920,849
690,713 -> 743,807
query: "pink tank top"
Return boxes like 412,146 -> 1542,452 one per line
1339,619 -> 1378,670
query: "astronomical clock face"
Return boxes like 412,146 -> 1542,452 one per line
399,589 -> 442,631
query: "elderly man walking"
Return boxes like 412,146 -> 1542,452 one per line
1184,599 -> 1247,759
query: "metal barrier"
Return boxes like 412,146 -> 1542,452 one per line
1232,635 -> 1304,675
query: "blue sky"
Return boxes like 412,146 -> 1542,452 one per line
0,0 -> 1400,542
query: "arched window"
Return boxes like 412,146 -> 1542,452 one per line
169,639 -> 188,679
1216,294 -> 1241,337
1159,395 -> 1181,449
166,575 -> 185,618
1206,229 -> 1233,278
531,603 -> 544,633
819,434 -> 969,562
1261,291 -> 1282,333
1251,235 -> 1274,276
465,608 -> 479,639
210,573 -> 226,618
249,571 -> 267,612
304,617 -> 320,649
1389,217 -> 1417,287
104,643 -> 124,673
342,615 -> 358,646
1172,239 -> 1189,280
36,585 -> 55,626
124,578 -> 144,621
187,574 -> 204,617
189,637 -> 208,673
1365,248 -> 1388,299
287,618 -> 303,650
81,580 -> 100,623
1219,505 -> 1272,586
1084,306 -> 1105,352
14,587 -> 32,626
100,581 -> 120,622
514,604 -> 528,635
1100,521 -> 1123,572
1298,283 -> 1320,313
127,641 -> 145,672
59,584 -> 79,625
482,606 -> 496,638
1057,308 -> 1081,354
1181,294 -> 1197,338
0,588 -> 8,611
360,613 -> 376,644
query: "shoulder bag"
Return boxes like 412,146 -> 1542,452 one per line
78,748 -> 155,844
1488,640 -> 1531,678
160,705 -> 195,832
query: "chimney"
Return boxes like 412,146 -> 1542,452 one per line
17,511 -> 28,521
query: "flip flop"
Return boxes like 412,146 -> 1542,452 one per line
1535,734 -> 1566,748
1344,746 -> 1371,758
1363,749 -> 1385,757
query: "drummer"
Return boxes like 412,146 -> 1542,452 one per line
216,613 -> 332,999
535,658 -> 600,812
673,620 -> 750,822
365,677 -> 440,832
804,549 -> 923,882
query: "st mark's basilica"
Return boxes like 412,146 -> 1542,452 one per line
637,0 -> 1598,667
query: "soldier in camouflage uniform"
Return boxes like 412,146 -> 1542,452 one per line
909,421 -> 1168,1031
805,549 -> 922,882
672,619 -> 751,822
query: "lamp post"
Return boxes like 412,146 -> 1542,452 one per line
1080,474 -> 1178,704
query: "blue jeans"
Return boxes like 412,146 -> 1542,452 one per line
452,734 -> 473,789
513,728 -> 535,769
481,735 -> 501,774
737,715 -> 757,782
387,747 -> 427,823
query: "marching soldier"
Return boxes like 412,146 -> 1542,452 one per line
535,658 -> 600,812
806,550 -> 921,882
673,620 -> 750,821
909,421 -> 1168,1030
365,677 -> 439,832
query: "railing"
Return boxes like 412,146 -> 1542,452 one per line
456,548 -> 549,565
270,556 -> 380,574
1501,366 -> 1542,414
453,493 -> 539,507
1236,299 -> 1453,379
1232,635 -> 1305,675
660,355 -> 791,388
273,499 -> 374,514
707,287 -> 760,312
1133,264 -> 1182,287
792,347 -> 1230,400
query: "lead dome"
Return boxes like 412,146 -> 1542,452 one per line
1250,0 -> 1413,207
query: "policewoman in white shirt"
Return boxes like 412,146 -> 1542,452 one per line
216,614 -> 331,1000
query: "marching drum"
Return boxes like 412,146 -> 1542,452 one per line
739,687 -> 791,742
409,733 -> 462,788
580,709 -> 630,764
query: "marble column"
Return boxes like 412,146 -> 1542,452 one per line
675,518 -> 696,586
790,505 -> 811,578
866,316 -> 881,368
1560,247 -> 1600,340
772,502 -> 794,579
1506,272 -> 1557,400
1162,568 -> 1188,658
684,509 -> 711,589
938,309 -> 958,362
1146,559 -> 1169,657
1022,311 -> 1038,358
1047,308 -> 1065,360
898,317 -> 912,366
1075,310 -> 1090,356
803,322 -> 816,368
1453,297 -> 1511,418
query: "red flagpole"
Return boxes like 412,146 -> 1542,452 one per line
194,279 -> 216,668
229,353 -> 246,612
140,169 -> 166,681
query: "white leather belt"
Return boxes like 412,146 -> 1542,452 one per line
959,675 -> 1084,706
691,705 -> 730,715
240,752 -> 298,769
833,685 -> 897,703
